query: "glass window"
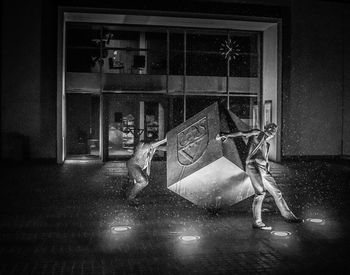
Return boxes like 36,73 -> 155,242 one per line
64,22 -> 262,160
171,96 -> 185,128
66,24 -> 101,73
169,31 -> 184,75
66,94 -> 100,157
168,31 -> 185,94
105,94 -> 139,158
228,33 -> 260,78
101,28 -> 141,74
105,94 -> 167,159
229,96 -> 259,128
145,31 -> 167,75
186,31 -> 227,77
186,96 -> 227,119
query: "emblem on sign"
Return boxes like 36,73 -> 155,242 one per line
177,117 -> 208,165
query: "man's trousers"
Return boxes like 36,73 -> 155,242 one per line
246,161 -> 295,223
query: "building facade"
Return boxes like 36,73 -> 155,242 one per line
1,0 -> 350,163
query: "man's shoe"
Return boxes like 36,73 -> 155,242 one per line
285,217 -> 303,223
252,221 -> 272,231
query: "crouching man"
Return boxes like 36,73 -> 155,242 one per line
126,137 -> 167,207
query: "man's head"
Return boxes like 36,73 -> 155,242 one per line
264,123 -> 278,138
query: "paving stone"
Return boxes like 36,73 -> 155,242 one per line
1,160 -> 350,274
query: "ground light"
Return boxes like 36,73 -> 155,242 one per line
306,218 -> 325,224
271,231 -> 292,237
111,226 -> 132,233
179,235 -> 200,242
64,159 -> 90,164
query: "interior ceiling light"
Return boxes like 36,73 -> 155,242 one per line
111,226 -> 131,233
179,235 -> 200,242
271,231 -> 292,237
306,218 -> 324,224
64,159 -> 90,164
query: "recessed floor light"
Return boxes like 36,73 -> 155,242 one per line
111,226 -> 131,233
271,231 -> 291,237
179,235 -> 200,242
306,218 -> 324,224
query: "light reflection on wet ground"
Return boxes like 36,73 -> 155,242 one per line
0,159 -> 349,274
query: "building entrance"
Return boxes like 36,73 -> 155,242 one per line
60,13 -> 280,163
105,94 -> 167,160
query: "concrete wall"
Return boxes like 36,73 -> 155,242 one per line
343,7 -> 350,156
1,0 -> 43,159
283,1 -> 344,156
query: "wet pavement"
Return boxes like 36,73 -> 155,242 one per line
1,159 -> 350,274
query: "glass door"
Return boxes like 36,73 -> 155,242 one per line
104,94 -> 167,160
66,94 -> 100,159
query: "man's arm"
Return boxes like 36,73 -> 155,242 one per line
217,129 -> 261,141
150,137 -> 167,149
145,138 -> 167,175
156,145 -> 167,152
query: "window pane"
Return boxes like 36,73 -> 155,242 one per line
172,96 -> 185,128
66,94 -> 100,157
146,32 -> 167,75
66,24 -> 101,73
106,94 -> 139,158
105,94 -> 167,159
169,32 -> 184,75
186,31 -> 227,77
101,28 -> 141,74
186,96 -> 227,119
168,31 -> 184,94
65,23 -> 101,92
229,96 -> 259,128
228,33 -> 259,78
99,27 -> 167,92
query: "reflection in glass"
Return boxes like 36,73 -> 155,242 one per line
172,96 -> 185,128
183,95 -> 258,128
186,31 -> 227,77
185,96 -> 227,120
228,33 -> 260,78
229,96 -> 259,128
65,23 -> 262,159
100,28 -> 140,74
169,32 -> 184,75
66,24 -> 101,73
106,95 -> 138,158
66,94 -> 100,157
106,95 -> 166,159
145,32 -> 167,75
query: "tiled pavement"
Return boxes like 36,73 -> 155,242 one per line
1,159 -> 350,274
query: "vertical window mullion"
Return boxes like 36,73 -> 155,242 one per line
226,31 -> 230,110
99,27 -> 105,161
183,31 -> 187,122
258,31 -> 263,129
166,29 -> 169,94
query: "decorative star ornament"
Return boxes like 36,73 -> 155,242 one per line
219,38 -> 241,60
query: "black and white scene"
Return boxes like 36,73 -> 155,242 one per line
1,0 -> 350,274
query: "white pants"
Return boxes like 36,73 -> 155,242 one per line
246,161 -> 296,223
